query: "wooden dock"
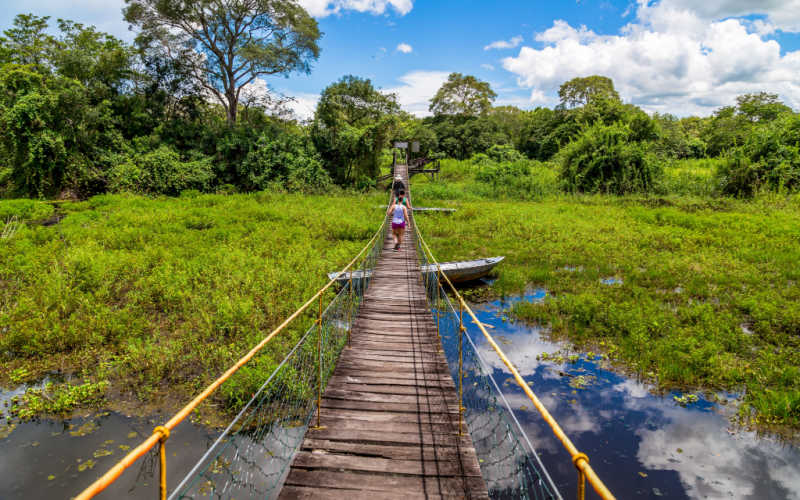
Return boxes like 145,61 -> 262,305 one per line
279,165 -> 488,499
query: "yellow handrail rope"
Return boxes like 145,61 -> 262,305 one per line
76,216 -> 387,500
413,223 -> 615,500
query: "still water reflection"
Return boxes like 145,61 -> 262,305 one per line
467,291 -> 800,499
0,409 -> 218,499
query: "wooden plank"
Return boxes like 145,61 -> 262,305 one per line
299,439 -> 478,462
323,388 -> 458,405
314,416 -> 458,434
290,451 -> 483,477
279,484 -> 485,500
320,397 -> 460,414
314,408 -> 458,425
332,376 -> 454,389
325,383 -> 456,397
304,429 -> 473,449
283,470 -> 487,497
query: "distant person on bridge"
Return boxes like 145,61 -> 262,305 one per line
388,191 -> 409,251
393,177 -> 412,209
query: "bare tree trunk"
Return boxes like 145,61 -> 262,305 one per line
226,92 -> 238,124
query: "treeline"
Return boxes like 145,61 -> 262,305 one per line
1,9 -> 798,199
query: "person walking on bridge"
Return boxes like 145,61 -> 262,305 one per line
388,190 -> 409,251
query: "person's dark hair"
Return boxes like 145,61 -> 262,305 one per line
399,190 -> 405,196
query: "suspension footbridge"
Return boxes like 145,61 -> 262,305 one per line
76,165 -> 613,500
279,163 -> 486,498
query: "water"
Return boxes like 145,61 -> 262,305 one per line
465,291 -> 800,500
0,406 -> 219,499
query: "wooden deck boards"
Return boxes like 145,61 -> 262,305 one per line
279,165 -> 488,499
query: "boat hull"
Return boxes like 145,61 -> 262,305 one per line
328,257 -> 504,286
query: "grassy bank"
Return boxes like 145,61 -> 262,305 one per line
413,162 -> 800,429
1,191 -> 382,419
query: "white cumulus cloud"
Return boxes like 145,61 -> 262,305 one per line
386,70 -> 450,116
646,0 -> 800,33
484,35 -> 524,50
396,42 -> 413,53
298,0 -> 413,18
284,92 -> 320,121
501,3 -> 800,116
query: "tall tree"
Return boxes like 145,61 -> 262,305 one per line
311,75 -> 399,183
429,73 -> 496,116
0,14 -> 55,68
558,75 -> 620,109
735,92 -> 791,123
123,0 -> 321,124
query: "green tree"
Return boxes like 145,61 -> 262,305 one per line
0,64 -> 115,197
51,20 -> 134,99
0,14 -> 54,68
429,72 -> 496,116
427,115 -> 507,159
735,92 -> 792,123
703,106 -> 749,157
558,75 -> 620,109
311,75 -> 400,183
123,0 -> 321,124
488,105 -> 527,148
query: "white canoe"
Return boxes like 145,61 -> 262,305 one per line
377,206 -> 456,213
328,257 -> 504,285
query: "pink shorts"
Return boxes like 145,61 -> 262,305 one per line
392,222 -> 406,230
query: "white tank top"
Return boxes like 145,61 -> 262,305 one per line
392,204 -> 405,224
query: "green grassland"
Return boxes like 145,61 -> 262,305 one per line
413,160 -> 800,429
1,191 -> 383,419
2,159 -> 799,430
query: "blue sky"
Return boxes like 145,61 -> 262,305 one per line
3,0 -> 800,118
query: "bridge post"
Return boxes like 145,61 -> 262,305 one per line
435,268 -> 441,341
458,300 -> 465,436
316,295 -> 323,428
154,425 -> 170,500
347,275 -> 353,346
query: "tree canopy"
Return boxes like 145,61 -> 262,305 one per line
123,0 -> 321,124
311,75 -> 400,184
558,75 -> 620,109
429,72 -> 496,116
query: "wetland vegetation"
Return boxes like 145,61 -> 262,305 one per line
413,159 -> 800,431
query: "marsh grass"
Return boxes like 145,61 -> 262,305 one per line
414,181 -> 800,428
0,191 -> 383,417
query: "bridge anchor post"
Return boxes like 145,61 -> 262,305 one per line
458,300 -> 465,436
312,295 -> 326,430
347,275 -> 353,346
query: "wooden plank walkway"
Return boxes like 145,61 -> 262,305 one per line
279,165 -> 489,499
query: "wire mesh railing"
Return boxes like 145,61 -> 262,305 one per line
409,221 -> 561,500
169,249 -> 382,499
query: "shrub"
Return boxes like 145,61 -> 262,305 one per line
0,198 -> 54,221
473,159 -> 558,199
107,146 -> 214,195
486,144 -> 524,163
559,122 -> 660,194
716,115 -> 800,197
239,132 -> 330,192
